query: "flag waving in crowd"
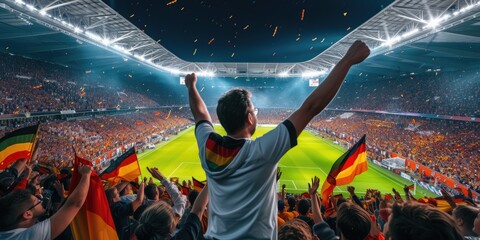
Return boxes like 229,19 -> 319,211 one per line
0,124 -> 39,170
100,147 -> 141,185
70,154 -> 118,240
321,135 -> 368,206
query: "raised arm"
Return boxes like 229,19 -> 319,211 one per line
131,181 -> 145,212
287,40 -> 370,136
147,167 -> 187,217
50,165 -> 91,239
308,176 -> 323,224
191,185 -> 209,219
185,73 -> 212,124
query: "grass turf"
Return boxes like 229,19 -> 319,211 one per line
138,125 -> 437,198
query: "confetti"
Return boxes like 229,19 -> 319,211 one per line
166,0 -> 177,6
194,39 -> 198,43
130,14 -> 135,18
208,38 -> 215,45
296,37 -> 300,41
301,9 -> 305,21
229,15 -> 233,19
128,74 -> 133,78
343,12 -> 348,16
193,48 -> 197,55
347,27 -> 351,31
320,38 -> 325,43
272,26 -> 278,37
231,52 -> 235,57
156,39 -> 161,43
272,52 -> 276,56
312,37 -> 317,41
243,25 -> 249,30
181,7 -> 184,10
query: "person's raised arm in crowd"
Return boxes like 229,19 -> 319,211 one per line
132,181 -> 145,212
147,167 -> 187,217
307,176 -> 337,240
185,73 -> 212,124
347,186 -> 363,207
287,40 -> 370,136
50,164 -> 92,239
190,184 -> 209,219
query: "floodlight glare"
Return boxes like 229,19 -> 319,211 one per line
278,72 -> 290,77
39,10 -> 46,16
302,70 -> 326,78
199,71 -> 215,77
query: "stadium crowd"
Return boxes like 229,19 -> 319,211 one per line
308,112 -> 480,194
330,69 -> 480,117
0,53 -> 159,115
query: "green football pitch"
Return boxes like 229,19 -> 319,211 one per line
138,125 -> 437,198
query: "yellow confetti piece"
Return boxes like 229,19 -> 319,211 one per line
272,26 -> 278,37
166,0 -> 177,6
343,12 -> 348,16
301,9 -> 305,21
130,14 -> 135,18
193,48 -> 197,55
208,38 -> 215,45
312,37 -> 317,41
231,52 -> 235,57
243,25 -> 249,30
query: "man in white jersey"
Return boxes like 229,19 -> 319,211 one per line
186,40 -> 370,239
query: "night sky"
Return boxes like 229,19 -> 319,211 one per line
103,0 -> 393,62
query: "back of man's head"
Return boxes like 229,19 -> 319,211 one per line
144,184 -> 158,200
217,88 -> 251,135
278,218 -> 313,240
452,205 -> 479,236
336,202 -> 371,240
387,202 -> 463,240
298,199 -> 310,216
0,190 -> 33,231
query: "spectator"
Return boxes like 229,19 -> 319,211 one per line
384,202 -> 463,240
134,185 -> 208,240
452,205 -> 479,238
0,164 -> 91,240
186,41 -> 370,239
105,181 -> 145,240
336,202 -> 371,240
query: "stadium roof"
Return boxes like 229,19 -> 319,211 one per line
0,0 -> 479,79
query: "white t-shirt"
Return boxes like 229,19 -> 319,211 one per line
0,219 -> 51,240
196,120 -> 297,240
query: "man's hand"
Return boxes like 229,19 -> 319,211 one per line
308,176 -> 320,196
343,40 -> 370,65
78,165 -> 92,176
276,167 -> 282,182
184,73 -> 197,89
347,186 -> 355,195
147,167 -> 165,181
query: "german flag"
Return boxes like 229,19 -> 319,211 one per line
70,155 -> 118,240
100,147 -> 141,184
321,135 -> 368,206
0,125 -> 39,170
192,177 -> 205,192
